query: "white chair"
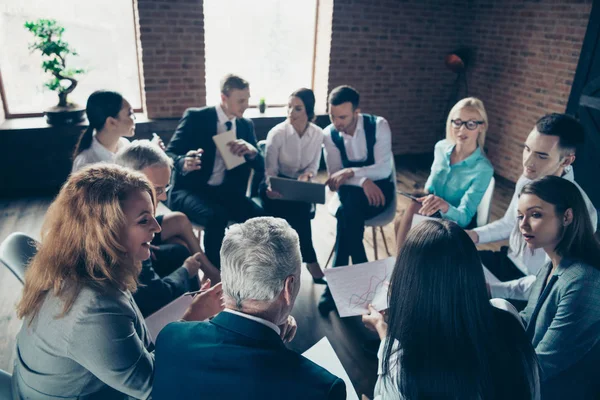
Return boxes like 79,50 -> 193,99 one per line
0,368 -> 12,399
325,162 -> 398,267
476,176 -> 495,227
0,232 -> 39,284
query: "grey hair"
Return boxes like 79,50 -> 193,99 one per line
114,139 -> 173,171
220,217 -> 301,308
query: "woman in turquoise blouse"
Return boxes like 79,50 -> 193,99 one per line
395,97 -> 494,249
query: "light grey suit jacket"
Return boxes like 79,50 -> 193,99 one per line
520,258 -> 600,398
12,285 -> 154,400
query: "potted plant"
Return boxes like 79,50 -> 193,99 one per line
25,19 -> 86,125
258,97 -> 267,113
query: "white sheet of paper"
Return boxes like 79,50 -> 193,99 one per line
411,213 -> 440,228
483,265 -> 501,284
212,130 -> 246,170
302,337 -> 359,400
144,294 -> 192,343
324,257 -> 395,318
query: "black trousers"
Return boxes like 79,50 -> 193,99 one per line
169,187 -> 263,268
334,178 -> 395,267
260,191 -> 317,264
149,214 -> 191,277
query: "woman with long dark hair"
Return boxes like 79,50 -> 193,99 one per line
517,176 -> 600,399
363,219 -> 539,399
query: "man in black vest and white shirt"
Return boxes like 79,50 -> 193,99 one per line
319,85 -> 395,316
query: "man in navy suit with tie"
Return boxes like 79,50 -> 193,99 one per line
166,74 -> 264,268
152,217 -> 346,399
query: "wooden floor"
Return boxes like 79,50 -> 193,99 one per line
0,165 -> 512,397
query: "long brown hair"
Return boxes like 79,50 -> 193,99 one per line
520,175 -> 600,269
16,164 -> 155,321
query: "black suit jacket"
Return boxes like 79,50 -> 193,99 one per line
152,312 -> 347,400
166,106 -> 264,197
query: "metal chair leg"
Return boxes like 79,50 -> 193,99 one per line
325,246 -> 335,269
381,226 -> 391,256
372,226 -> 378,260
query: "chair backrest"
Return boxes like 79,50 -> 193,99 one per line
476,176 -> 495,227
365,160 -> 398,227
0,368 -> 12,399
0,232 -> 39,284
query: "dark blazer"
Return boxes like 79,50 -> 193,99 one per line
152,312 -> 346,400
133,259 -> 191,317
520,258 -> 600,399
166,106 -> 264,197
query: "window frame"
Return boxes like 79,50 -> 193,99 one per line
0,0 -> 145,119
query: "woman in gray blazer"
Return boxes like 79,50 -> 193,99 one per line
517,176 -> 600,399
12,165 -> 222,400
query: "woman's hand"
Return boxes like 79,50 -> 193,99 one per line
362,304 -> 388,340
297,172 -> 313,182
417,194 -> 449,216
181,281 -> 224,321
266,187 -> 283,199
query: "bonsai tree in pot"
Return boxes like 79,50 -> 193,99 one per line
25,19 -> 86,125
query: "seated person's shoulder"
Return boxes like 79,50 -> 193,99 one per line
562,260 -> 600,286
434,138 -> 452,152
68,285 -> 137,322
155,320 -> 212,352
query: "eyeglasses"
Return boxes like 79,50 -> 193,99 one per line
154,184 -> 172,197
451,119 -> 484,130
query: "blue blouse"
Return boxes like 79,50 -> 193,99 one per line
425,139 -> 494,227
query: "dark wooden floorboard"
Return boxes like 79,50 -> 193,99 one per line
0,168 -> 514,396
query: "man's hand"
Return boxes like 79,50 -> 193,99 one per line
417,194 -> 449,216
297,172 -> 313,182
362,179 -> 385,207
151,133 -> 166,151
361,304 -> 388,340
228,139 -> 258,159
325,168 -> 354,191
190,251 -> 221,284
181,281 -> 224,321
278,315 -> 298,343
182,148 -> 203,172
465,229 -> 479,244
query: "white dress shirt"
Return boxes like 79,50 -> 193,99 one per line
323,114 -> 393,186
474,166 -> 597,300
265,121 -> 324,180
222,308 -> 281,335
207,104 -> 237,186
71,135 -> 131,173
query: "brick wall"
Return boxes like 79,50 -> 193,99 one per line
132,0 -> 592,182
464,0 -> 593,182
327,0 -> 466,155
136,0 -> 206,119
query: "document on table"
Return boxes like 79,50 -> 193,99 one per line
212,130 -> 246,170
302,337 -> 359,400
324,257 -> 395,317
144,294 -> 192,343
269,176 -> 326,204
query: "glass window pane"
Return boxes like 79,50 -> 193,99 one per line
0,0 -> 142,115
204,0 -> 317,106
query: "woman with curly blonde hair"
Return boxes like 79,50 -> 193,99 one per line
12,164 -> 222,400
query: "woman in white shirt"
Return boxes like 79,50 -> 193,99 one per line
72,90 -> 137,172
363,219 -> 540,400
261,88 -> 325,283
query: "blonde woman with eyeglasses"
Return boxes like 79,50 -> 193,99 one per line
394,97 -> 494,250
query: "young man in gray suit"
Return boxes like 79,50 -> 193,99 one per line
152,217 -> 346,399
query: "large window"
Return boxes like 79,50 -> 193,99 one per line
204,0 -> 317,107
0,0 -> 142,117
